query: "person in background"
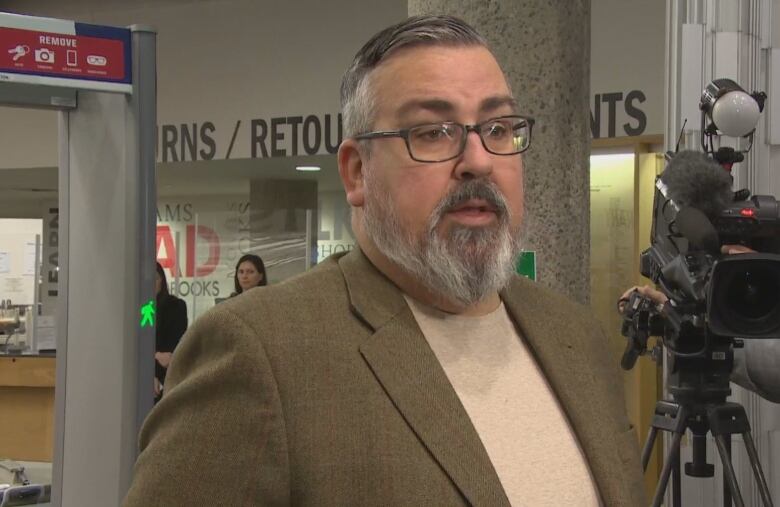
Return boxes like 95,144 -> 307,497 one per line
154,262 -> 187,402
231,253 -> 267,296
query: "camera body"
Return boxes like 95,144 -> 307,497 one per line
625,153 -> 780,403
713,194 -> 780,248
640,189 -> 780,339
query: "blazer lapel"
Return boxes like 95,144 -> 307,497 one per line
338,250 -> 510,506
500,276 -> 624,505
500,279 -> 583,419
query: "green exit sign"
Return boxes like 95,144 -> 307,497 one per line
516,251 -> 536,281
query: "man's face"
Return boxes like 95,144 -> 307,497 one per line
344,44 -> 525,305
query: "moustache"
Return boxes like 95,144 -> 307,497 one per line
433,180 -> 510,222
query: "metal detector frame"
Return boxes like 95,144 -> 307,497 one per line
0,12 -> 156,506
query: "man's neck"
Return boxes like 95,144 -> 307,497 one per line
358,238 -> 501,317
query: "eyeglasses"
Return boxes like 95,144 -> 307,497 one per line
353,115 -> 534,163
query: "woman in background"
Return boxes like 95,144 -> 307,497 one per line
155,262 -> 188,402
232,254 -> 267,296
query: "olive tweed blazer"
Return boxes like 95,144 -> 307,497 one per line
124,248 -> 646,506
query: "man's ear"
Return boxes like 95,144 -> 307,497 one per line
338,138 -> 366,207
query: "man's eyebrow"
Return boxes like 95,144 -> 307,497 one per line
480,96 -> 518,113
395,96 -> 519,121
396,98 -> 455,119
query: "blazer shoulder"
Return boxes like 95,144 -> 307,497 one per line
197,256 -> 349,335
504,275 -> 594,322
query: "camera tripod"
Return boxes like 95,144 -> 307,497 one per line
642,398 -> 774,507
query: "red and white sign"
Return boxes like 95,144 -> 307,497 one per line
1,27 -> 126,81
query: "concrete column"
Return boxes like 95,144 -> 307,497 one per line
408,0 -> 592,303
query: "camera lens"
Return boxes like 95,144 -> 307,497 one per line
723,267 -> 779,319
709,255 -> 780,337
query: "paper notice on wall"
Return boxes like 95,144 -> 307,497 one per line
3,277 -> 23,294
35,315 -> 57,351
0,251 -> 9,274
23,242 -> 36,275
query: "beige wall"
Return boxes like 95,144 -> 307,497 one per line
591,0 -> 665,138
0,0 -> 408,169
0,0 -> 666,172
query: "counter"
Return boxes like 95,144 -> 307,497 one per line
0,356 -> 55,461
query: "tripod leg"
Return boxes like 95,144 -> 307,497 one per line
641,427 -> 658,471
742,430 -> 775,507
724,434 -> 732,507
714,434 -> 745,507
672,449 -> 681,507
652,431 -> 684,507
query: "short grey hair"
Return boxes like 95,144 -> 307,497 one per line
340,15 -> 489,139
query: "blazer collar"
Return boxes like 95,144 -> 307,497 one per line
338,248 -> 510,506
338,247 -> 408,330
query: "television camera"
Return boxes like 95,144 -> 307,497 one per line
620,78 -> 779,507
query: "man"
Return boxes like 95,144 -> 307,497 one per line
124,15 -> 646,506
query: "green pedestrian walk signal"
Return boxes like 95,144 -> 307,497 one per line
140,299 -> 156,328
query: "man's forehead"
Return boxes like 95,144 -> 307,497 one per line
394,95 -> 517,118
374,44 -> 504,81
370,45 -> 514,117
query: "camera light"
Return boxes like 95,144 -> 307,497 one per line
699,78 -> 766,157
740,208 -> 756,218
710,90 -> 761,137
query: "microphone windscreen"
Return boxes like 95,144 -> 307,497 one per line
661,150 -> 733,217
676,207 -> 720,253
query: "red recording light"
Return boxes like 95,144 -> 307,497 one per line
739,208 -> 756,218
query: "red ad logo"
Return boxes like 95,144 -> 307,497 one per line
156,225 -> 221,278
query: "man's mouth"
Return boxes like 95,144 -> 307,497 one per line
447,199 -> 499,224
450,199 -> 497,213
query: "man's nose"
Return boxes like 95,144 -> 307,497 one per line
453,130 -> 493,180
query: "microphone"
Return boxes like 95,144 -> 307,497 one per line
675,207 -> 720,254
660,150 -> 733,218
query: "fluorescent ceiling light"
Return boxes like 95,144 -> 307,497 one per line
296,165 -> 321,172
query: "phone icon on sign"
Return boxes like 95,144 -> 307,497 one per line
67,50 -> 77,66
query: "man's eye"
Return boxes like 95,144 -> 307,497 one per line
484,121 -> 509,138
413,125 -> 454,142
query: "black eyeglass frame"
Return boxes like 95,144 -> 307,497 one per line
353,115 -> 535,163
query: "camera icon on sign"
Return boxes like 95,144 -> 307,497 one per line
34,48 -> 55,64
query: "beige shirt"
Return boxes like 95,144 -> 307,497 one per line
406,296 -> 601,507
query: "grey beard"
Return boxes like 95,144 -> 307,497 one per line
362,178 -> 522,307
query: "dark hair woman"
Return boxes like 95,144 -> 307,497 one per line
232,254 -> 267,296
154,262 -> 188,402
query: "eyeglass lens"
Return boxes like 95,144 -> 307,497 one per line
407,117 -> 530,162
